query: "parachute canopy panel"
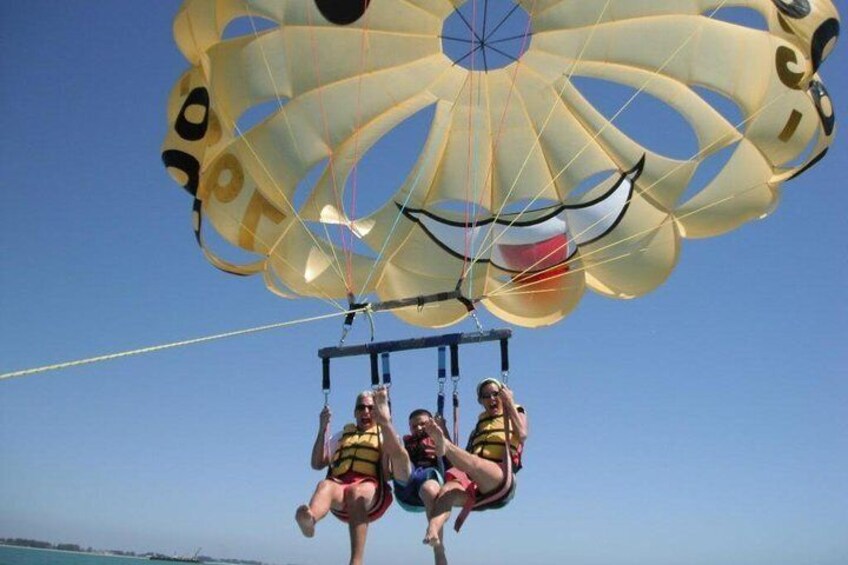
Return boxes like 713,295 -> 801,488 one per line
162,0 -> 840,328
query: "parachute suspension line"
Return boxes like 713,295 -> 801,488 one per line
459,0 -> 482,300
341,0 -> 528,311
180,9 -> 349,304
464,0 -> 611,275
241,2 -> 305,165
349,49 -> 477,305
351,71 -> 479,303
347,0 -> 376,270
467,0 -> 735,275
305,7 -> 356,295
481,87 -> 793,300
462,0 -> 539,296
463,0 -> 598,276
175,8 -> 349,304
350,1 -> 523,310
461,0 -> 540,278
348,92 -> 464,302
0,309 -> 354,382
460,0 -> 533,304
356,39 -> 480,302
331,0 -> 379,303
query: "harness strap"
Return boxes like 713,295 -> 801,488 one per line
454,450 -> 514,532
450,344 -> 460,443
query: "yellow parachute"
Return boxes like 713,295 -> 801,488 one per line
162,0 -> 839,328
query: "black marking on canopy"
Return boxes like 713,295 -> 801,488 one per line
771,0 -> 811,19
809,80 -> 835,136
315,0 -> 371,26
788,147 -> 828,180
811,18 -> 840,72
395,155 -> 644,267
161,150 -> 200,196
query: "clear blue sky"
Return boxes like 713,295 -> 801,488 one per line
1,2 -> 846,564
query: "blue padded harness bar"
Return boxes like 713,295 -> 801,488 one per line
370,353 -> 379,388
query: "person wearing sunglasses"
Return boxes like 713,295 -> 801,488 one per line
422,377 -> 528,551
371,386 -> 451,565
295,390 -> 393,565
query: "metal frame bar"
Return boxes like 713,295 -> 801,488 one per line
318,329 -> 511,360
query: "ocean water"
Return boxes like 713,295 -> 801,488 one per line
0,546 -> 150,565
0,548 -> 244,565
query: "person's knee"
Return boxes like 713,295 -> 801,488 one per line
420,480 -> 440,503
438,485 -> 467,507
313,480 -> 337,501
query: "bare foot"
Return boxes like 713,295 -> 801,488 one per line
373,386 -> 391,425
423,525 -> 442,548
424,419 -> 447,457
295,504 -> 316,538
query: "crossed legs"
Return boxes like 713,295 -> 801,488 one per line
374,387 -> 447,564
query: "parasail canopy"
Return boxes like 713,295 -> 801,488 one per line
162,0 -> 840,328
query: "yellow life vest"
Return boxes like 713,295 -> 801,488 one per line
330,423 -> 382,478
468,408 -> 523,470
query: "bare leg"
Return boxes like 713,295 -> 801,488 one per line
344,481 -> 377,565
296,479 -> 344,537
420,480 -> 447,565
425,420 -> 504,494
373,386 -> 412,483
423,482 -> 466,548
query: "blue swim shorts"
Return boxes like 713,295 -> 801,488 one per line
393,466 -> 444,512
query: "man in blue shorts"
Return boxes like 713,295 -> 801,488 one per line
373,386 -> 448,565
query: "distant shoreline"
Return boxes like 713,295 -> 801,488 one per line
0,544 -> 144,560
0,544 -> 261,565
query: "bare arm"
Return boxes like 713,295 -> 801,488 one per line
310,406 -> 332,470
500,386 -> 529,442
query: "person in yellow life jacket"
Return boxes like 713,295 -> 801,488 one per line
422,378 -> 528,550
295,390 -> 393,565
372,386 -> 449,565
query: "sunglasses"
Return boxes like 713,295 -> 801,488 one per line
356,404 -> 374,411
478,392 -> 500,400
